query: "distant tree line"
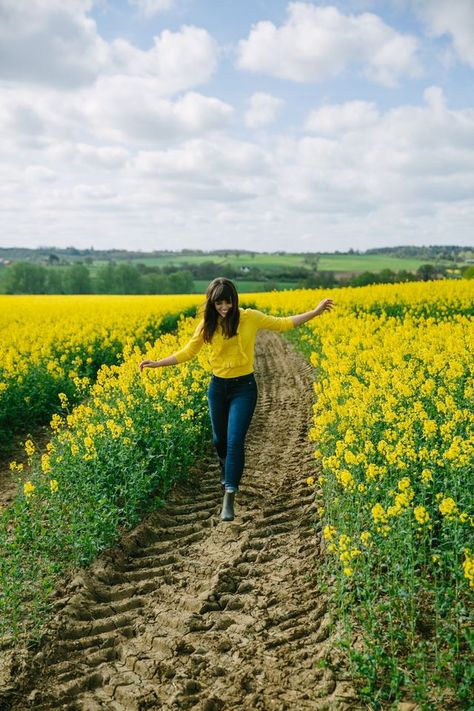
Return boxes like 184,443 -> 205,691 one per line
0,258 -> 470,295
363,245 -> 471,261
1,244 -> 472,265
297,263 -> 465,289
0,261 -> 194,295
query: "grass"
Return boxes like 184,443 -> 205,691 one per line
91,253 -> 460,275
192,279 -> 300,293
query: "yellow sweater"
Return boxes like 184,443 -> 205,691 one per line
172,308 -> 295,378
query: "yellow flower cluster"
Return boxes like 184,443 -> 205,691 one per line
251,279 -> 474,587
12,312 -> 210,529
438,496 -> 458,518
0,294 -> 202,441
324,532 -> 361,576
323,524 -> 337,540
23,481 -> 35,498
413,506 -> 430,526
462,549 -> 474,588
47,315 -> 210,471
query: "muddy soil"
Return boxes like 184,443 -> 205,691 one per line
0,459 -> 20,507
1,332 -> 363,710
0,427 -> 52,508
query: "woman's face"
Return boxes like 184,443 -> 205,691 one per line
214,299 -> 232,318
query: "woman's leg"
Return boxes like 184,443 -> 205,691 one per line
207,377 -> 229,468
224,377 -> 258,492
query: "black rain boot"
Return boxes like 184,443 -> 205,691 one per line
220,491 -> 235,521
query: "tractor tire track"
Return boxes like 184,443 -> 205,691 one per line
3,331 -> 363,711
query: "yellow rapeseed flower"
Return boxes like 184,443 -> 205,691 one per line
462,548 -> 474,588
23,481 -> 35,498
371,502 -> 387,524
439,497 -> 458,518
337,469 -> 355,491
41,454 -> 52,474
421,469 -> 433,484
24,439 -> 35,457
338,534 -> 351,551
323,525 -> 337,541
414,506 -> 430,525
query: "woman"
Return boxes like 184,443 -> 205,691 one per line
139,278 -> 334,522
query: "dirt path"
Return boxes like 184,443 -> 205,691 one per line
0,461 -> 19,507
1,332 -> 363,710
0,427 -> 52,508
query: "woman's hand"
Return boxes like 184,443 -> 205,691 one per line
139,360 -> 158,372
291,298 -> 335,327
314,298 -> 334,316
139,355 -> 178,372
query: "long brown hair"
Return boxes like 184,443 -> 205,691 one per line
202,277 -> 240,343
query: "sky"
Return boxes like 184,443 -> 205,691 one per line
0,0 -> 473,254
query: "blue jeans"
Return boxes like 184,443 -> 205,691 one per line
207,373 -> 258,493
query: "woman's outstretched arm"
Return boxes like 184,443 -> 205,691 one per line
139,318 -> 205,372
139,355 -> 178,372
291,298 -> 334,327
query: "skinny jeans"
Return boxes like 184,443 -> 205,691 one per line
207,373 -> 258,493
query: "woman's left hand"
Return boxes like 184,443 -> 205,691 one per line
314,298 -> 334,316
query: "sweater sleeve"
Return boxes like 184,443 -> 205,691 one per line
172,319 -> 205,363
249,309 -> 295,333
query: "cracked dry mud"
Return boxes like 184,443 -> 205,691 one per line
2,332 -> 363,711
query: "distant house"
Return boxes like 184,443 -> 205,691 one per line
240,266 -> 250,273
0,259 -> 11,265
446,269 -> 462,279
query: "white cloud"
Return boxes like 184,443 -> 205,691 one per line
0,2 -> 218,95
0,21 -> 225,147
73,183 -> 116,201
237,2 -> 421,87
129,0 -> 175,17
133,138 -> 268,178
81,82 -> 233,142
0,0 -> 109,87
109,26 -> 218,93
24,165 -> 57,183
292,88 -> 474,214
74,144 -> 130,169
0,0 -> 472,253
244,92 -> 284,128
2,87 -> 474,251
1,83 -> 232,147
305,100 -> 379,134
416,0 -> 474,67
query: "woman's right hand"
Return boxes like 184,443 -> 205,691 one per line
139,360 -> 158,372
